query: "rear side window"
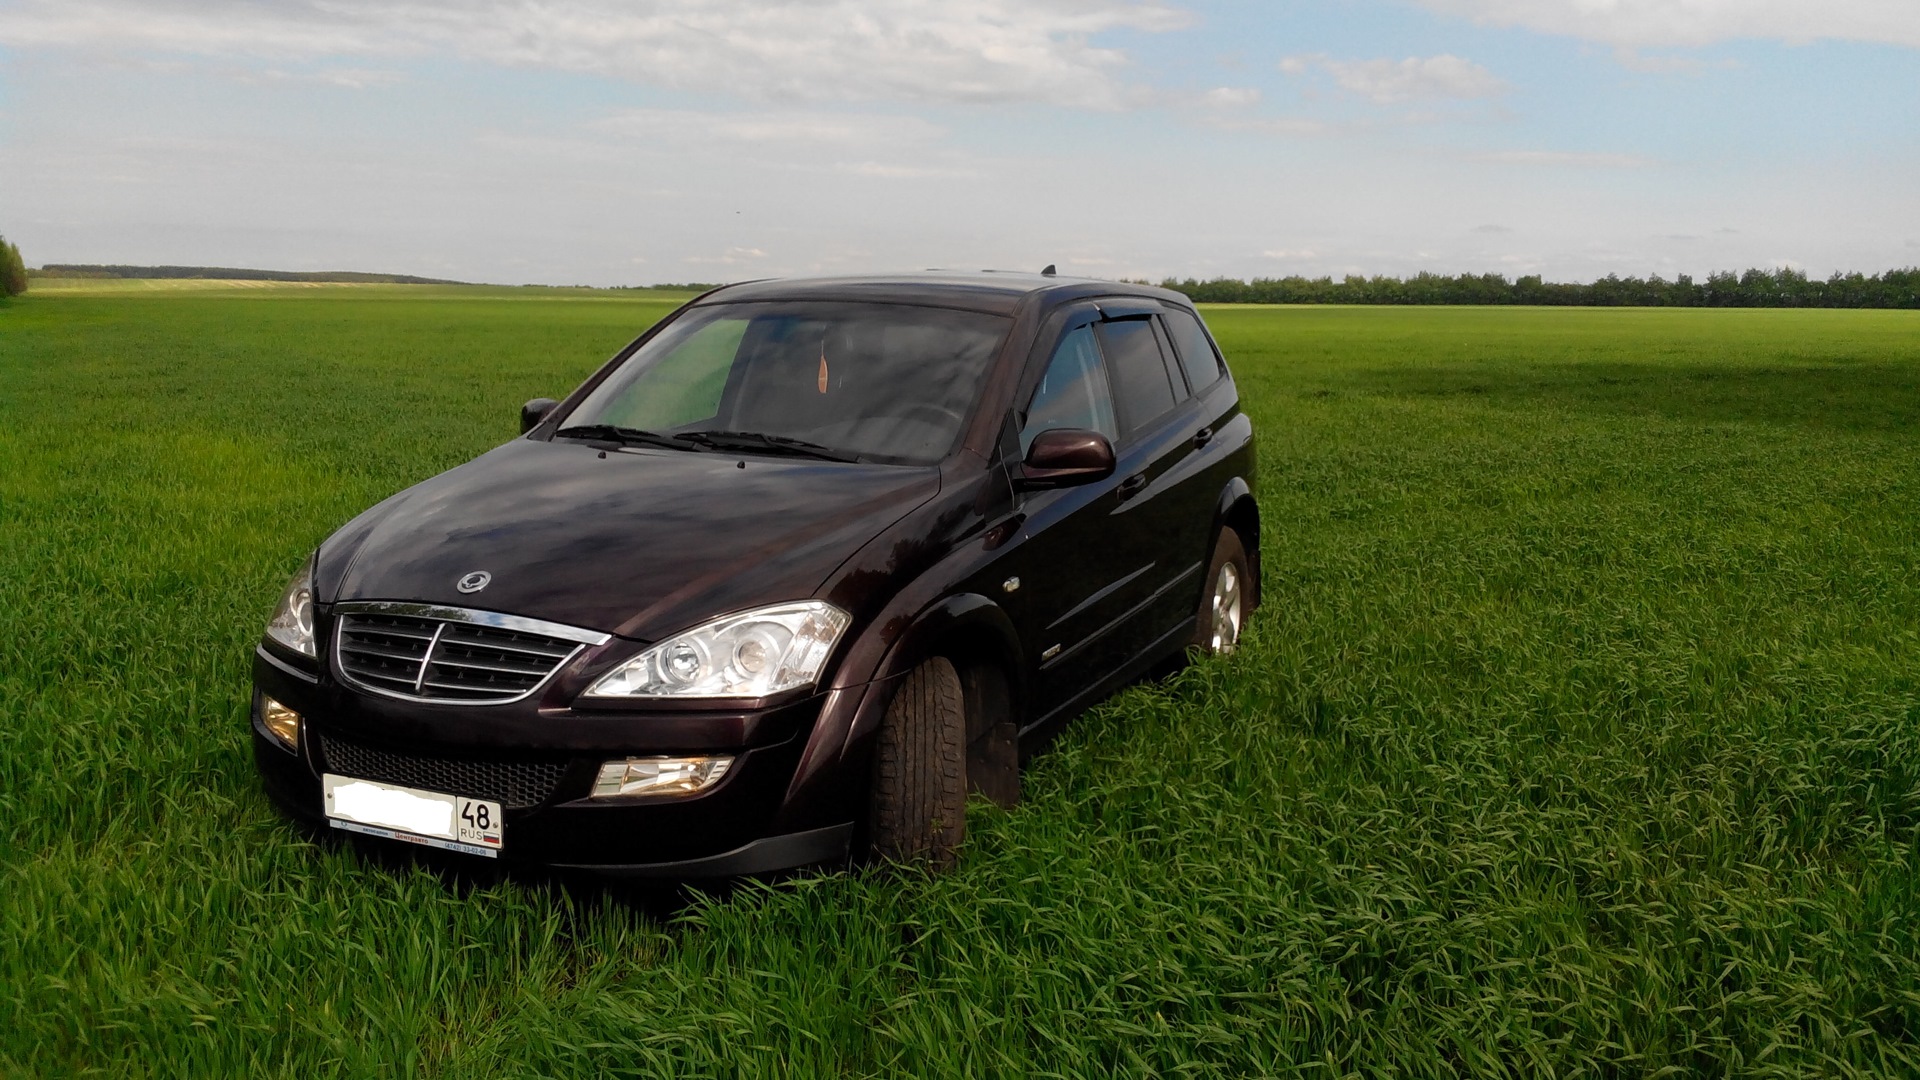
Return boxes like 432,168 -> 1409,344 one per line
1095,318 -> 1179,437
1163,309 -> 1225,391
1022,325 -> 1118,454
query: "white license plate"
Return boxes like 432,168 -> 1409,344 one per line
323,773 -> 503,858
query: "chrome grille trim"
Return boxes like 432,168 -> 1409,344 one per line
332,601 -> 611,645
331,601 -> 609,705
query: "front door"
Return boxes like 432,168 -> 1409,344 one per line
998,317 -> 1135,719
997,307 -> 1201,722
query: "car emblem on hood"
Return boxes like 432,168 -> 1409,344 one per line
456,571 -> 492,594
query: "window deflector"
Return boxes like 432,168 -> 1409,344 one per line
1093,299 -> 1161,320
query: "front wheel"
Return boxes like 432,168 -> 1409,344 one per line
869,656 -> 968,869
1192,529 -> 1249,654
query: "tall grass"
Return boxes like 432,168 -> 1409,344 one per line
1,290 -> 1916,1075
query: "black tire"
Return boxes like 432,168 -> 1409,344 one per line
870,656 -> 968,869
1192,528 -> 1251,654
962,662 -> 1019,810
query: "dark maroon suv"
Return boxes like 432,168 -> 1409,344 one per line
251,271 -> 1258,875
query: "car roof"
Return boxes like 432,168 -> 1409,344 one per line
693,271 -> 1192,317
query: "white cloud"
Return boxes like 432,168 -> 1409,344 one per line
834,161 -> 976,179
234,66 -> 406,89
1197,113 -> 1325,136
685,246 -> 769,265
0,0 -> 1193,108
1610,48 -> 1731,74
1481,150 -> 1654,168
1281,53 -> 1506,104
1412,0 -> 1920,49
592,109 -> 946,146
1201,86 -> 1262,108
588,108 -> 976,178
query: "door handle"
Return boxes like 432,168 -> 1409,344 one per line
1192,426 -> 1213,449
1116,473 -> 1148,502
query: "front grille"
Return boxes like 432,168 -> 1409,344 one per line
318,733 -> 571,808
335,611 -> 583,703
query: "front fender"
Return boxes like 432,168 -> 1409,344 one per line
854,592 -> 1024,741
771,587 -> 1023,833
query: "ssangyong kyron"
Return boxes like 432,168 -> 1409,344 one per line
252,272 -> 1259,874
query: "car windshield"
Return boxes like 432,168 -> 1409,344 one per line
560,301 -> 1011,465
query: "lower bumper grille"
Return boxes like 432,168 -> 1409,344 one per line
317,733 -> 572,808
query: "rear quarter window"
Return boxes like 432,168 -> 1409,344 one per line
1163,308 -> 1226,392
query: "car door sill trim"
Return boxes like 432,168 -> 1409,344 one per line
1022,615 -> 1199,746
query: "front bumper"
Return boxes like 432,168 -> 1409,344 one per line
252,644 -> 860,876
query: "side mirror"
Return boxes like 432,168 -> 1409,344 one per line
520,397 -> 559,434
1016,428 -> 1115,489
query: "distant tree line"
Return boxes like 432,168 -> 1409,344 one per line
1,235 -> 26,297
1158,267 -> 1920,308
36,264 -> 464,285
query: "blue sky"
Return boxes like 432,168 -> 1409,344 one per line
1,0 -> 1915,286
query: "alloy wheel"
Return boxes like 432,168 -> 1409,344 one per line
1209,562 -> 1243,653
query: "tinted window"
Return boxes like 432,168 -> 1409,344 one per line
1095,318 -> 1178,436
582,316 -> 745,431
1021,325 -> 1117,454
566,302 -> 1010,464
1163,309 -> 1224,391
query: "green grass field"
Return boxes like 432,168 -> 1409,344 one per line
2,286 -> 1917,1076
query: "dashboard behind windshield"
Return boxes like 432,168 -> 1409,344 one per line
563,301 -> 1012,465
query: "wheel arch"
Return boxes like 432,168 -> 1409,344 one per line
865,592 -> 1027,741
1214,479 -> 1262,610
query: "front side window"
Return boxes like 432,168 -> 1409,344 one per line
1021,325 -> 1118,454
564,302 -> 1010,465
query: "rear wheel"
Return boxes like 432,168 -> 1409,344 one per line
1192,528 -> 1249,654
870,656 -> 968,869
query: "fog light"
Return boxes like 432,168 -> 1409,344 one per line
591,756 -> 733,799
261,696 -> 301,751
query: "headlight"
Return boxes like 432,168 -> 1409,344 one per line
265,557 -> 316,658
584,601 -> 850,700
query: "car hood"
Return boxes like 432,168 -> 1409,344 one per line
329,438 -> 940,639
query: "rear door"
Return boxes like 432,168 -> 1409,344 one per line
1153,304 -> 1246,615
1089,309 -> 1213,656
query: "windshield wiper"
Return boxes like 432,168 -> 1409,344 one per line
554,424 -> 707,452
681,430 -> 864,463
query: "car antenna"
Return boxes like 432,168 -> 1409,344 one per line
1040,264 -> 1057,276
